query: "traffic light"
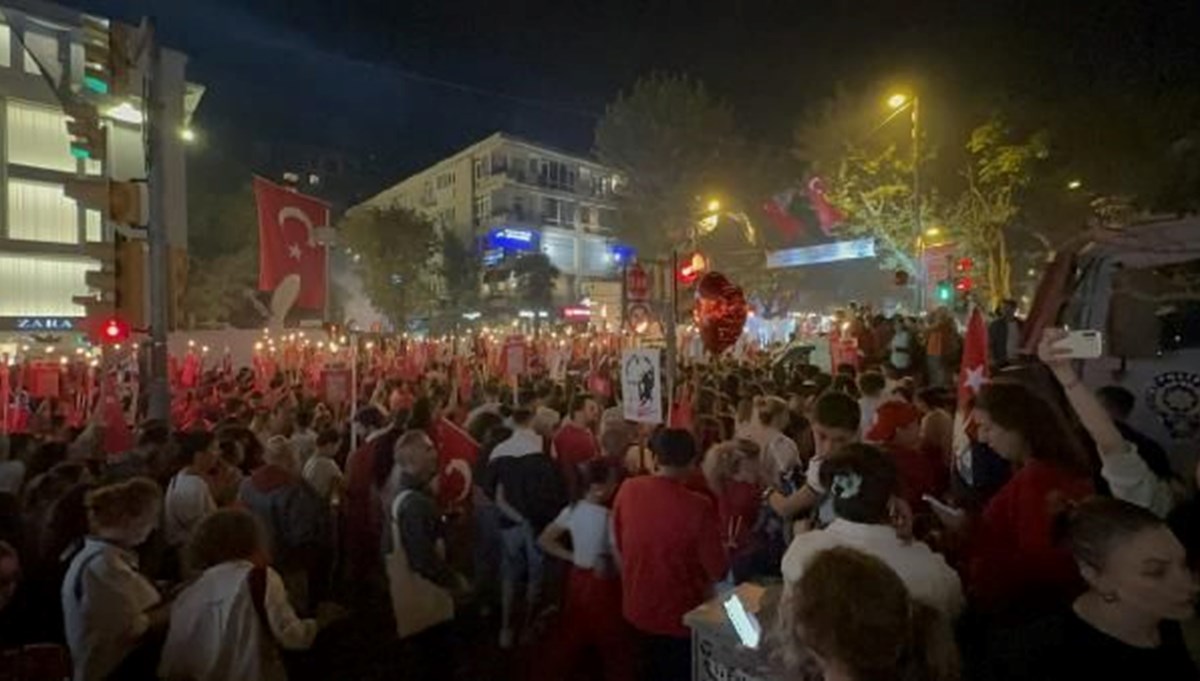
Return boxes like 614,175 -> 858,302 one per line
954,276 -> 974,294
64,101 -> 106,161
953,256 -> 974,299
80,15 -> 139,99
100,316 -> 131,343
935,279 -> 953,303
677,252 -> 708,285
64,179 -> 148,227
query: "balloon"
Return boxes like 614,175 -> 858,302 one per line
693,271 -> 748,354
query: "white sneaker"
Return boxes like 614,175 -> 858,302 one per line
499,628 -> 515,649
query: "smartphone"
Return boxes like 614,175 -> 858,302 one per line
922,494 -> 965,519
1054,330 -> 1104,359
723,592 -> 762,649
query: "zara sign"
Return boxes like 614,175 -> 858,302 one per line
3,317 -> 81,332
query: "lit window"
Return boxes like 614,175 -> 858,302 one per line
6,100 -> 76,172
86,210 -> 103,242
8,179 -> 81,244
0,25 -> 12,68
0,254 -> 96,316
22,30 -> 59,81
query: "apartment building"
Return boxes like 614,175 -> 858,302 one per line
0,0 -> 197,339
359,132 -> 631,308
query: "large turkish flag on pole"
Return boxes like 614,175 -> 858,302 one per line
254,177 -> 331,310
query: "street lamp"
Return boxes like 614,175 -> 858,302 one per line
706,199 -> 721,213
886,90 -> 923,309
179,127 -> 197,143
1067,179 -> 1083,190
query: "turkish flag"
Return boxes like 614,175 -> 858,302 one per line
952,306 -> 990,484
431,417 -> 479,508
254,177 -> 330,310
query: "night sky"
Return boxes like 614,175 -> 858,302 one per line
57,0 -> 1200,192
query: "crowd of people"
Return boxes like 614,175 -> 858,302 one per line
0,314 -> 1196,681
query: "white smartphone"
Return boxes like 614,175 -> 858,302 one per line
723,593 -> 762,649
1054,330 -> 1104,359
922,494 -> 965,519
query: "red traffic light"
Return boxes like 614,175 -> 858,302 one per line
677,252 -> 708,285
100,317 -> 130,343
955,257 -> 974,274
954,276 -> 973,293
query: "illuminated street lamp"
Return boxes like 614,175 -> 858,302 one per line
706,198 -> 721,213
887,93 -> 909,110
1067,179 -> 1083,190
180,127 -> 197,143
885,90 -> 923,309
924,226 -> 941,238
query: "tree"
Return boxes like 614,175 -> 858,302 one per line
339,206 -> 441,328
947,119 -> 1048,308
793,88 -> 933,275
435,230 -> 481,332
595,73 -> 738,257
511,252 -> 559,311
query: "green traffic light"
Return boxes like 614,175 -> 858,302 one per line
83,76 -> 110,95
936,282 -> 952,302
70,145 -> 91,160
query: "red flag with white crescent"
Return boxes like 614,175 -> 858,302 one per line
254,176 -> 330,310
432,416 -> 478,508
952,306 -> 990,484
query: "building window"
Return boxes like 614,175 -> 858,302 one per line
538,160 -> 577,191
579,206 -> 592,225
0,24 -> 11,68
8,179 -> 81,244
542,197 -> 560,224
474,195 -> 491,221
22,30 -> 60,81
0,254 -> 96,316
474,155 -> 490,179
85,210 -> 103,242
6,100 -> 77,172
512,196 -> 525,220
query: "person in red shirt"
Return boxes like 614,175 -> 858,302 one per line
701,438 -> 764,581
612,428 -> 728,680
866,400 -> 948,512
554,395 -> 601,500
934,381 -> 1095,620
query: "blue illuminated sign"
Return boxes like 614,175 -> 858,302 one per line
765,238 -> 877,269
609,244 -> 636,264
487,227 -> 539,251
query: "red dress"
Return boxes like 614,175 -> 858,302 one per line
968,459 -> 1094,615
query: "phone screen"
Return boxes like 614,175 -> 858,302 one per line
723,593 -> 761,649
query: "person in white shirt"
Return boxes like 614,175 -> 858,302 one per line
750,396 -> 801,489
303,428 -> 345,505
781,444 -> 963,618
163,431 -> 218,550
856,371 -> 887,438
537,458 -> 633,680
160,508 -> 341,681
62,478 -> 165,681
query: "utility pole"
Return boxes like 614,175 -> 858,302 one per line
911,96 -> 924,312
145,22 -> 171,421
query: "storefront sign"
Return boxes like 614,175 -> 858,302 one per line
2,317 -> 81,332
486,227 -> 539,251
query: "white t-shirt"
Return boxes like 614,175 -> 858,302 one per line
290,430 -> 318,468
164,472 -> 216,548
303,456 -> 343,502
781,519 -> 964,618
551,500 -> 612,569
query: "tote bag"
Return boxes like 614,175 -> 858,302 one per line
386,491 -> 454,639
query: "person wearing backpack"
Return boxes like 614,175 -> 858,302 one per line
158,508 -> 341,681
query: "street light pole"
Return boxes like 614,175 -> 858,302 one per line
910,96 -> 924,312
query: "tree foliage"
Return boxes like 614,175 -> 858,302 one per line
510,252 -> 560,312
947,120 -> 1048,307
339,206 -> 442,328
595,73 -> 738,257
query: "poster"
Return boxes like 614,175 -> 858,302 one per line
621,349 -> 662,424
322,367 -> 351,405
503,336 -> 527,379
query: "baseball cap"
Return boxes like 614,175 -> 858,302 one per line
866,401 -> 922,443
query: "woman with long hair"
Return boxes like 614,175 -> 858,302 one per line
779,546 -> 960,681
934,380 -> 1094,618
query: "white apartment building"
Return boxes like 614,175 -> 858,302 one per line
0,0 -> 197,337
359,132 -> 631,309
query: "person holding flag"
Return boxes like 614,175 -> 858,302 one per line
930,309 -> 1095,623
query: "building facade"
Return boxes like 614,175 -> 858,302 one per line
359,132 -> 630,312
0,0 -> 196,339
